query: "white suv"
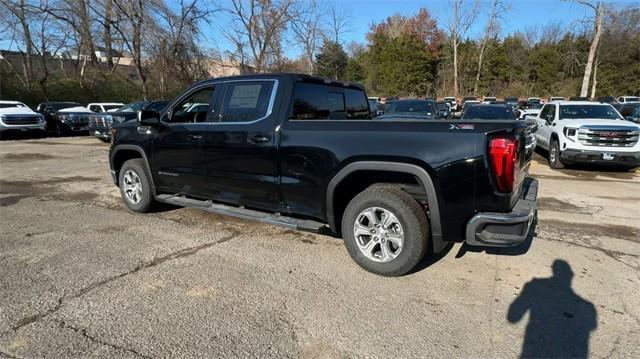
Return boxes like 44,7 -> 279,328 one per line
534,101 -> 640,170
0,101 -> 46,138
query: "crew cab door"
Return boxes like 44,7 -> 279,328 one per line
151,84 -> 219,197
201,80 -> 281,212
535,104 -> 555,149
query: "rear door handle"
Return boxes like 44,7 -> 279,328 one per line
187,134 -> 202,140
248,134 -> 270,143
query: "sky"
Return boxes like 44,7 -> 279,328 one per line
2,0 -> 637,57
203,0 -> 613,57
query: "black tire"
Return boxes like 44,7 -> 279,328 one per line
55,122 -> 68,137
341,185 -> 429,276
548,139 -> 564,169
118,158 -> 156,213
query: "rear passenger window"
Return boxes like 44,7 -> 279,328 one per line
345,89 -> 370,119
291,82 -> 370,120
218,81 -> 274,123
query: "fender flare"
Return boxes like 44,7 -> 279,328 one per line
110,144 -> 156,195
326,161 -> 445,253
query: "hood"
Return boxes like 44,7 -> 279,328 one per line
58,106 -> 93,113
0,107 -> 38,116
561,118 -> 640,129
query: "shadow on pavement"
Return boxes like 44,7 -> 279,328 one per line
508,260 -> 598,358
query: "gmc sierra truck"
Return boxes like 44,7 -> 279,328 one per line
109,73 -> 538,276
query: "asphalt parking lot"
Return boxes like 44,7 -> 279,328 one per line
1,136 -> 639,358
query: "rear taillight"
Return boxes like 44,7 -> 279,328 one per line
489,137 -> 519,193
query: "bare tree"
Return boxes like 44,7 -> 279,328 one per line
446,0 -> 479,97
473,0 -> 507,94
576,0 -> 604,97
290,0 -> 321,74
109,0 -> 149,98
224,0 -> 295,73
324,0 -> 350,45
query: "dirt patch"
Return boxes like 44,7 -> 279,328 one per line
0,153 -> 59,161
596,196 -> 640,202
538,197 -> 601,214
23,140 -> 104,147
0,177 -> 100,195
540,219 -> 640,243
55,191 -> 99,202
533,174 -> 635,184
0,195 -> 29,207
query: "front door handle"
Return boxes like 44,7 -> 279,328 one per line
248,134 -> 270,143
187,134 -> 202,140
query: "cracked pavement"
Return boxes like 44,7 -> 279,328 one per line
1,137 -> 639,358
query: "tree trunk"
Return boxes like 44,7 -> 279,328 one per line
473,38 -> 487,95
453,35 -> 458,97
103,0 -> 114,70
580,2 -> 604,97
590,58 -> 598,99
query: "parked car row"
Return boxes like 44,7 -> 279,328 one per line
0,100 -> 168,140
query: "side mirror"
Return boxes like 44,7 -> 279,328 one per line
138,109 -> 160,126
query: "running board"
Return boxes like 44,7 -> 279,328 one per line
155,194 -> 330,234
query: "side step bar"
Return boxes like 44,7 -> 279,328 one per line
155,194 -> 330,234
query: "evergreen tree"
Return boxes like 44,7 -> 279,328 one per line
314,40 -> 348,80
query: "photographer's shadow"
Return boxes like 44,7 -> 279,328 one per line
508,260 -> 598,358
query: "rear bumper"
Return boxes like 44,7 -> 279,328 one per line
465,178 -> 538,247
561,149 -> 640,167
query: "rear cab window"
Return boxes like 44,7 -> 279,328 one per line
290,82 -> 370,120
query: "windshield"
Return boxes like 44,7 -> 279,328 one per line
462,106 -> 515,120
103,105 -> 122,112
386,100 -> 434,117
116,101 -> 147,113
559,105 -> 623,120
51,103 -> 81,111
145,101 -> 169,111
0,103 -> 26,108
437,103 -> 449,111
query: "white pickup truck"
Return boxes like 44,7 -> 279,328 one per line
0,101 -> 46,138
534,101 -> 640,170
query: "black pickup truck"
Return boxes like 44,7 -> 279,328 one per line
109,73 -> 538,276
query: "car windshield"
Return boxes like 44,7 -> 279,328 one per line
437,103 -> 449,111
51,103 -> 81,111
462,105 -> 515,120
145,101 -> 169,111
103,105 -> 122,112
559,105 -> 623,120
116,102 -> 147,112
386,100 -> 434,117
524,103 -> 543,110
0,103 -> 26,108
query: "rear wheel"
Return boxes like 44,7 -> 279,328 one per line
119,159 -> 156,212
341,185 -> 429,276
55,122 -> 68,137
548,139 -> 564,169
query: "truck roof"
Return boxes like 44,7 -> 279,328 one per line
196,72 -> 366,91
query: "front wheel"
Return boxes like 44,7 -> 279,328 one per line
548,140 -> 564,169
341,185 -> 429,276
118,159 -> 157,212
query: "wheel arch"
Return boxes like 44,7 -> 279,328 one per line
326,161 -> 444,253
110,144 -> 156,195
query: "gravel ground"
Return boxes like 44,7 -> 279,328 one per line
1,136 -> 638,358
